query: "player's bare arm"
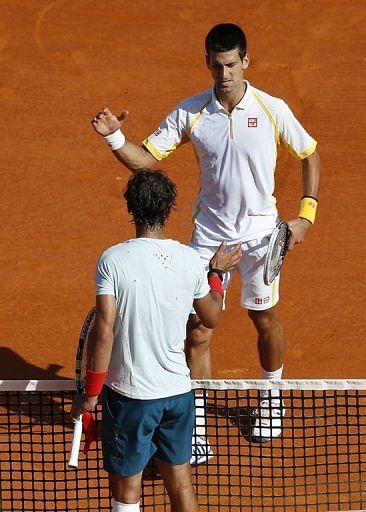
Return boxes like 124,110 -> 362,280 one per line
91,107 -> 157,172
193,241 -> 242,328
70,295 -> 116,419
287,149 -> 320,250
87,294 -> 116,371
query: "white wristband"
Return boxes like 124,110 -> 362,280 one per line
103,130 -> 126,151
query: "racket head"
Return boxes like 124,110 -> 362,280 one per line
263,222 -> 291,285
75,307 -> 96,395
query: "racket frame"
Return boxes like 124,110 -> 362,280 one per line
68,307 -> 96,468
263,221 -> 291,286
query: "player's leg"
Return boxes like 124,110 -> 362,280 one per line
109,473 -> 142,511
157,461 -> 199,512
186,243 -> 234,463
186,314 -> 213,379
248,306 -> 285,373
154,391 -> 199,512
248,306 -> 285,441
237,234 -> 285,442
186,241 -> 235,376
102,387 -> 162,511
185,315 -> 215,464
185,316 -> 215,465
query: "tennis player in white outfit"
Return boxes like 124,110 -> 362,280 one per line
91,23 -> 320,446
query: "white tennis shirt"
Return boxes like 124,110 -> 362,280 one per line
143,81 -> 317,245
95,238 -> 209,399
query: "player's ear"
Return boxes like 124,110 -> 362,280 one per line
205,54 -> 210,68
242,53 -> 250,70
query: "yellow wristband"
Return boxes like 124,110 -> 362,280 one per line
298,196 -> 318,224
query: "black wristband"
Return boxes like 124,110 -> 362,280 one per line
207,268 -> 223,282
301,195 -> 318,203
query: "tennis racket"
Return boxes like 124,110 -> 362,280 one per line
68,306 -> 96,468
263,222 -> 291,285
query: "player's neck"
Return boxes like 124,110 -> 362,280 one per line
215,81 -> 246,113
135,225 -> 167,239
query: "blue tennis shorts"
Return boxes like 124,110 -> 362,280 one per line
102,386 -> 195,476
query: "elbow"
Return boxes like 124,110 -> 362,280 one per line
129,163 -> 155,173
201,314 -> 220,329
203,319 -> 219,329
96,330 -> 114,349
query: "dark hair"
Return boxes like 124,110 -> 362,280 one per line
123,169 -> 177,230
205,23 -> 247,59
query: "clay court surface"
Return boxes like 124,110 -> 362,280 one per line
1,0 -> 365,380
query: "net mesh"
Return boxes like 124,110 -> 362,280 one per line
1,380 -> 365,511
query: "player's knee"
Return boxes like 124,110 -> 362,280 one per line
110,474 -> 141,504
168,479 -> 197,510
248,308 -> 277,333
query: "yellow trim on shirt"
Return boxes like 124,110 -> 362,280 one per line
142,138 -> 184,161
253,91 -> 318,160
252,91 -> 280,144
192,200 -> 202,223
189,192 -> 202,244
187,98 -> 212,136
142,139 -> 164,160
142,97 -> 211,160
298,139 -> 317,159
282,138 -> 317,160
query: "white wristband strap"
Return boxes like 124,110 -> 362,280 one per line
104,130 -> 126,151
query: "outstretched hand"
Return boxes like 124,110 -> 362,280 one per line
209,241 -> 242,273
91,108 -> 129,136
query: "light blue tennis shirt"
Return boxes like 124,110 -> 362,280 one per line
95,238 -> 209,399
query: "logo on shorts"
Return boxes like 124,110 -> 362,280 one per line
248,117 -> 257,127
255,296 -> 270,305
153,127 -> 162,137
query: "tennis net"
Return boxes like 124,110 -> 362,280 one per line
1,379 -> 365,511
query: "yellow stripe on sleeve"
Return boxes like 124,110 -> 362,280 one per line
142,139 -> 164,161
187,99 -> 211,136
298,140 -> 317,159
142,138 -> 185,161
281,138 -> 317,160
252,92 -> 280,144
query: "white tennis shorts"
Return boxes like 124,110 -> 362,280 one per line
190,233 -> 280,312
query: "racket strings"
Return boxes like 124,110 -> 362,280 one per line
76,307 -> 96,394
268,225 -> 290,282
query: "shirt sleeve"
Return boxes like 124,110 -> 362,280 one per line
278,100 -> 317,160
142,105 -> 188,161
95,255 -> 115,296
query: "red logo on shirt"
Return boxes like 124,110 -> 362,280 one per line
255,296 -> 270,305
153,127 -> 162,136
248,118 -> 257,127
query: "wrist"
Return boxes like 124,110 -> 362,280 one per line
208,272 -> 224,298
84,395 -> 98,406
103,129 -> 125,151
298,196 -> 318,224
85,368 -> 107,397
207,268 -> 223,282
298,216 -> 312,226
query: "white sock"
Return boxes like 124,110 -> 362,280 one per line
194,395 -> 206,437
262,366 -> 283,380
261,366 -> 283,399
112,500 -> 140,512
